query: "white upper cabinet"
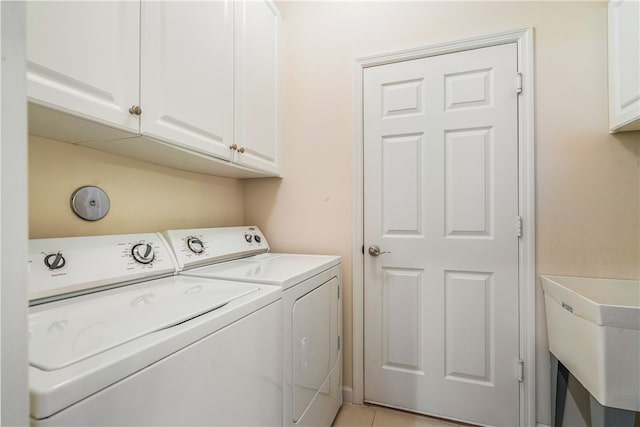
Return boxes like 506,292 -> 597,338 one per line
608,0 -> 640,132
26,1 -> 281,178
27,1 -> 140,139
141,1 -> 234,160
234,0 -> 280,175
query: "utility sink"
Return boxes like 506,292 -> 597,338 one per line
541,275 -> 640,412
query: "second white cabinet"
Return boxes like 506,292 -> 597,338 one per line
27,1 -> 281,178
608,0 -> 640,132
234,0 -> 280,175
141,1 -> 234,160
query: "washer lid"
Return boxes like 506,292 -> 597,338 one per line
29,276 -> 260,371
183,253 -> 341,289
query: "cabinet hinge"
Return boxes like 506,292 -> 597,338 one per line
517,359 -> 524,382
515,73 -> 523,94
362,245 -> 365,255
337,286 -> 340,300
338,336 -> 341,351
516,216 -> 523,238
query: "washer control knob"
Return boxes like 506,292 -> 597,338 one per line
187,237 -> 205,254
244,233 -> 253,243
44,252 -> 66,270
254,235 -> 262,243
131,243 -> 154,264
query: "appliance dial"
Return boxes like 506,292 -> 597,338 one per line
244,233 -> 253,243
187,237 -> 205,254
131,243 -> 155,264
44,252 -> 66,270
254,235 -> 262,243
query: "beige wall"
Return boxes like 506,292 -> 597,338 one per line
29,135 -> 245,238
244,1 -> 640,425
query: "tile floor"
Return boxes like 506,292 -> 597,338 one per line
332,404 -> 475,427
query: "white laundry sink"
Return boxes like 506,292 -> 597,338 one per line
541,275 -> 640,412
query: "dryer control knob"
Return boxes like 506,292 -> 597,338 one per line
187,237 -> 205,254
254,235 -> 262,243
131,243 -> 154,264
44,252 -> 66,270
244,233 -> 253,243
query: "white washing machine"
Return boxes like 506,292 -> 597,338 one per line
163,226 -> 343,427
27,232 -> 283,426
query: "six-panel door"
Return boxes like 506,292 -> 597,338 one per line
363,43 -> 520,427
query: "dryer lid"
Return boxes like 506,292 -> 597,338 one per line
183,253 -> 341,289
29,276 -> 260,371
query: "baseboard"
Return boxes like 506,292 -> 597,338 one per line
342,385 -> 353,404
536,423 -> 551,427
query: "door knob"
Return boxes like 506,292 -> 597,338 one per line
129,105 -> 142,115
368,245 -> 391,256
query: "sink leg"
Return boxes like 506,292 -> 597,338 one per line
552,354 -> 570,427
550,353 -> 558,426
589,395 -> 636,427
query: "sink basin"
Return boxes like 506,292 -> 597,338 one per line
541,275 -> 640,412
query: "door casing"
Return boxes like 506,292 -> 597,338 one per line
351,28 -> 535,427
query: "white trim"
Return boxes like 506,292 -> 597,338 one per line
356,27 -> 533,68
351,57 -> 365,405
516,27 -> 537,427
342,385 -> 354,405
536,424 -> 551,427
1,2 -> 29,425
351,28 -> 536,427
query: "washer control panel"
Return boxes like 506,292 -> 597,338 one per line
163,226 -> 269,270
28,233 -> 177,303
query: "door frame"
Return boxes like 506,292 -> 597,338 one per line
1,1 -> 29,425
351,28 -> 535,426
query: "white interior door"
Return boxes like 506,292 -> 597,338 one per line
363,43 -> 520,427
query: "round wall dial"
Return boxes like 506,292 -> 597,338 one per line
71,186 -> 110,221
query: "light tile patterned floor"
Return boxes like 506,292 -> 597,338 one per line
332,404 -> 474,427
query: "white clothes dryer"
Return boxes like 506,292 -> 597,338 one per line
163,227 -> 343,427
27,233 -> 282,426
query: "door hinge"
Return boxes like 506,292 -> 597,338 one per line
515,73 -> 523,94
338,336 -> 341,351
337,285 -> 340,300
517,359 -> 524,382
516,216 -> 523,238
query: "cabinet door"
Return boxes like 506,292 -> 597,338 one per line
234,0 -> 280,175
141,1 -> 234,159
27,1 -> 140,133
609,0 -> 640,132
